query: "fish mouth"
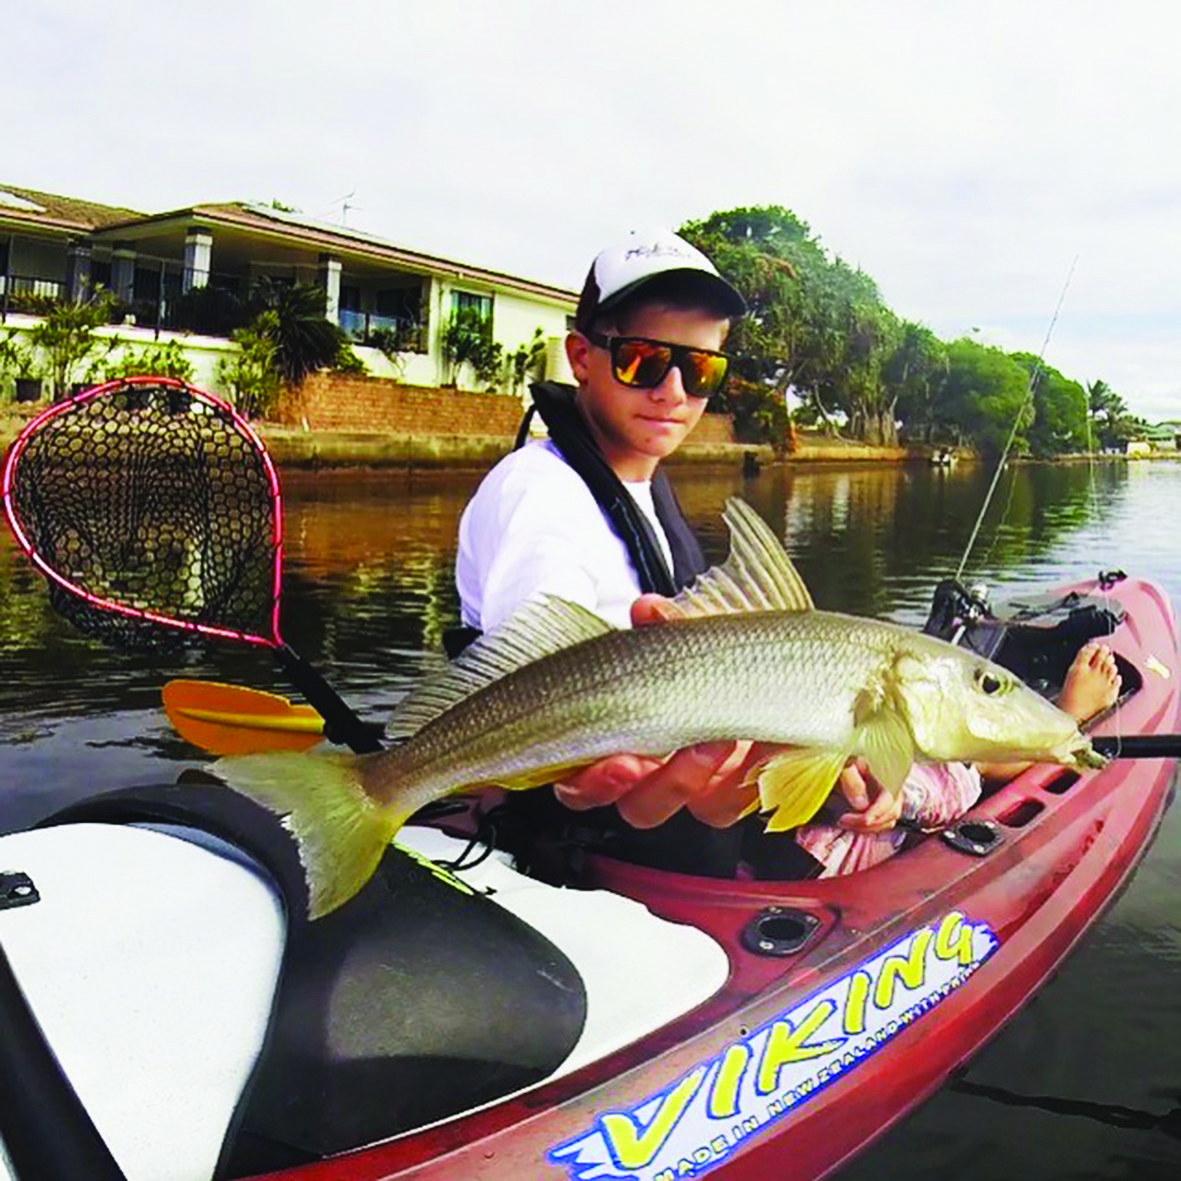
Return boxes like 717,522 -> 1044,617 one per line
1069,740 -> 1108,771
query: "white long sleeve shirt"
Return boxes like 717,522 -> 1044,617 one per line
456,439 -> 673,632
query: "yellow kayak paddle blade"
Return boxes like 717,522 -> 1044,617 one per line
162,679 -> 324,755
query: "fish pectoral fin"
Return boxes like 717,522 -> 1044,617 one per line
756,748 -> 849,832
212,750 -> 405,919
856,706 -> 915,796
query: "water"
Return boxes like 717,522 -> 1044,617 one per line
2,457 -> 1180,1178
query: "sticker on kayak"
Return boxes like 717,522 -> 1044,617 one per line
549,910 -> 998,1181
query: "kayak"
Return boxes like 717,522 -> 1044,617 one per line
0,571 -> 1177,1181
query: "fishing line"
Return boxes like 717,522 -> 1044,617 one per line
955,255 -> 1080,584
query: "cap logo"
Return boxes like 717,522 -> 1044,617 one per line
624,242 -> 694,262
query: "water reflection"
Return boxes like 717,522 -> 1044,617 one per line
1,456 -> 1179,1178
1,456 -> 1154,826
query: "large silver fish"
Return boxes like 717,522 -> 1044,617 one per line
213,500 -> 1103,917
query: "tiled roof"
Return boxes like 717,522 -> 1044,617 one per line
1,186 -> 577,304
0,184 -> 143,229
152,201 -> 577,302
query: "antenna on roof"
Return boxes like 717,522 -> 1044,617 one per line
332,189 -> 359,225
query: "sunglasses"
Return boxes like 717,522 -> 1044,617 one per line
584,329 -> 730,398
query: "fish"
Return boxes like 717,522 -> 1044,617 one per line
211,499 -> 1105,918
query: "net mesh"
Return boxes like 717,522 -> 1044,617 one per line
8,381 -> 278,650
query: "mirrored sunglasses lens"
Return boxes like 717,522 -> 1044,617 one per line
614,340 -> 672,387
683,352 -> 728,396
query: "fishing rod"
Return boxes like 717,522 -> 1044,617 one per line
955,256 -> 1079,583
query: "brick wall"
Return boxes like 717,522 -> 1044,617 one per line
292,374 -> 738,445
688,413 -> 737,445
293,374 -> 525,437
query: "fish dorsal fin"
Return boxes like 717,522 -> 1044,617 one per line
387,596 -> 615,740
671,498 -> 814,618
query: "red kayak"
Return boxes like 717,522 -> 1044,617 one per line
247,572 -> 1176,1181
0,573 -> 1176,1181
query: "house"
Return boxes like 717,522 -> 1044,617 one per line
1126,422 -> 1179,457
0,184 -> 577,403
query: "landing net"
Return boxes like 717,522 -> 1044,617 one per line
2,378 -> 281,650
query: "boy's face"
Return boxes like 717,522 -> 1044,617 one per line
566,302 -> 728,481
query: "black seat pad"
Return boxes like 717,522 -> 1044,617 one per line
43,782 -> 588,1176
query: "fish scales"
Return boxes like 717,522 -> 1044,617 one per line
211,496 -> 1101,918
371,611 -> 912,804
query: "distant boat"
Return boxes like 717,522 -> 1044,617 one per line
930,448 -> 958,468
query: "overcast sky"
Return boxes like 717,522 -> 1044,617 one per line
9,0 -> 1181,419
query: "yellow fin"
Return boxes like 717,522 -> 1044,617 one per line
671,498 -> 814,619
857,709 -> 915,796
488,760 -> 597,791
756,747 -> 849,832
211,751 -> 406,919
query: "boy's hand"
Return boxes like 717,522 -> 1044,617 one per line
830,762 -> 903,833
553,595 -> 770,828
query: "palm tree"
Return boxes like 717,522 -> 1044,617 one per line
250,279 -> 349,386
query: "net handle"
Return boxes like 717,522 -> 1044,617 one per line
274,644 -> 384,753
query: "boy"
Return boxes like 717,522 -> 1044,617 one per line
456,230 -> 894,855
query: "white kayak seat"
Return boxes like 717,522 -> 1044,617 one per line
0,823 -> 285,1181
0,820 -> 729,1181
395,826 -> 731,1077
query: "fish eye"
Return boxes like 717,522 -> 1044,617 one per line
974,667 -> 1007,696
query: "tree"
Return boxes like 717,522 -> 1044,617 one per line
885,322 -> 949,443
501,327 -> 547,398
821,263 -> 900,446
216,311 -> 282,418
681,205 -> 901,445
22,292 -> 118,399
1086,379 -> 1131,451
249,279 -> 353,386
680,206 -> 821,441
103,339 -> 196,383
940,338 -> 1032,455
440,306 -> 502,390
1012,354 -> 1089,457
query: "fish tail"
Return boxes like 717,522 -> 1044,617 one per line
211,751 -> 408,919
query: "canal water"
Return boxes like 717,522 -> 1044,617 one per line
2,457 -> 1179,1179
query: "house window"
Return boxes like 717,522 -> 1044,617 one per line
451,289 -> 492,329
377,286 -> 421,321
133,264 -> 161,302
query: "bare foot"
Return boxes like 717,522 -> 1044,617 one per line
1058,641 -> 1121,722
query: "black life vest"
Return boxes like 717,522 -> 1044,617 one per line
444,382 -> 706,657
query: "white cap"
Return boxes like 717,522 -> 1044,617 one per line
574,228 -> 746,331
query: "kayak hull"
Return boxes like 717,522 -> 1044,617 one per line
259,575 -> 1178,1181
3,574 -> 1177,1181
